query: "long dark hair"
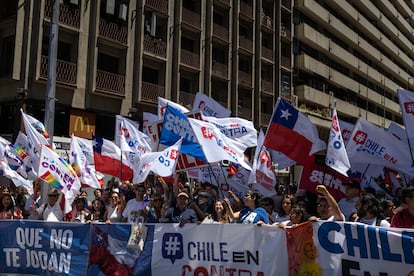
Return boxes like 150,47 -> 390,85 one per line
0,194 -> 15,211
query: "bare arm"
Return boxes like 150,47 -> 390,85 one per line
223,197 -> 240,220
316,185 -> 344,221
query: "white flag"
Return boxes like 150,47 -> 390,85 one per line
115,115 -> 139,147
339,119 -> 354,144
70,135 -> 101,189
143,112 -> 159,135
397,88 -> 414,157
193,92 -> 231,118
326,102 -> 351,176
0,159 -> 32,193
248,130 -> 276,197
38,145 -> 81,206
158,97 -> 189,119
188,117 -> 251,170
133,138 -> 182,183
346,118 -> 414,176
21,109 -> 50,156
202,115 -> 257,149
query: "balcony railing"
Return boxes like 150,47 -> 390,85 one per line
261,113 -> 272,125
281,0 -> 292,10
96,70 -> 125,97
261,79 -> 273,95
261,15 -> 273,30
238,70 -> 252,88
238,106 -> 252,120
212,62 -> 228,79
141,81 -> 165,103
145,0 -> 168,14
182,7 -> 201,29
40,55 -> 77,85
181,49 -> 200,69
213,23 -> 229,42
240,1 -> 253,18
99,18 -> 128,45
239,36 -> 253,52
179,91 -> 196,108
262,46 -> 273,61
281,55 -> 291,68
44,0 -> 80,29
214,0 -> 230,7
143,35 -> 167,58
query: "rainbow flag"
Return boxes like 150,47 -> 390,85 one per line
40,171 -> 63,190
12,144 -> 29,160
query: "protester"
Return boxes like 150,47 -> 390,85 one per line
144,193 -> 164,223
160,192 -> 199,225
380,198 -> 395,224
355,192 -> 390,227
94,188 -> 102,200
24,178 -> 42,220
224,188 -> 269,225
202,199 -> 231,224
309,185 -> 345,221
79,190 -> 92,209
90,199 -> 106,222
276,206 -> 307,227
71,197 -> 91,223
338,180 -> 360,221
0,193 -> 23,219
390,185 -> 414,228
104,191 -> 124,223
122,184 -> 148,223
31,188 -> 64,221
274,194 -> 295,223
260,197 -> 277,224
190,190 -> 214,221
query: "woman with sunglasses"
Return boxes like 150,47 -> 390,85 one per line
144,193 -> 164,223
224,189 -> 269,225
104,192 -> 124,223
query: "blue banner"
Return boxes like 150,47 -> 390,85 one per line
0,220 -> 89,275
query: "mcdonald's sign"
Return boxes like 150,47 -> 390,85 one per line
69,110 -> 96,139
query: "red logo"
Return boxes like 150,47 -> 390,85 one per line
352,130 -> 367,145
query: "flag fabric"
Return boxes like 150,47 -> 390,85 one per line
397,88 -> 414,152
38,144 -> 81,206
325,102 -> 351,176
0,159 -> 32,193
14,131 -> 37,177
263,98 -> 326,166
116,116 -> 152,163
387,122 -> 407,144
192,92 -> 231,118
158,97 -> 189,119
70,135 -> 101,189
132,139 -> 182,184
93,136 -> 134,181
115,115 -> 139,148
188,117 -> 251,170
269,150 -> 296,172
248,130 -> 276,197
21,109 -> 50,156
346,118 -> 414,176
160,105 -> 206,162
202,115 -> 257,149
338,120 -> 354,144
0,136 -> 28,176
143,112 -> 159,136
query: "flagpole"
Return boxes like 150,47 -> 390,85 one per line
120,150 -> 123,182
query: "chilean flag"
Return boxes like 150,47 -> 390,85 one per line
263,98 -> 326,167
93,135 -> 134,181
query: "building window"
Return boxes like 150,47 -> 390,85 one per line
0,36 -> 14,77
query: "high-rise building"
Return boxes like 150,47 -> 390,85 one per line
0,0 -> 293,141
294,0 -> 412,134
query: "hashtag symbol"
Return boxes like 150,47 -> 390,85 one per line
353,130 -> 367,145
406,102 -> 414,114
164,236 -> 181,256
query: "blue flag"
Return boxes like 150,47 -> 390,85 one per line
159,105 -> 206,162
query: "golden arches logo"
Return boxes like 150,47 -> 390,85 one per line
74,116 -> 91,133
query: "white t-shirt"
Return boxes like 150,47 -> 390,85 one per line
122,199 -> 147,223
37,203 -> 64,222
359,217 -> 390,227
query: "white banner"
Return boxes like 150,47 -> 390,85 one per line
149,223 -> 288,275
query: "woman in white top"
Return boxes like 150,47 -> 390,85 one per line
104,191 -> 123,223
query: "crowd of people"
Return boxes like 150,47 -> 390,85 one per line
0,175 -> 413,229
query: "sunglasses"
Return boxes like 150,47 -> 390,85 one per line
111,196 -> 119,200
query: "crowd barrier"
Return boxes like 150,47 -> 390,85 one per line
0,220 -> 413,275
